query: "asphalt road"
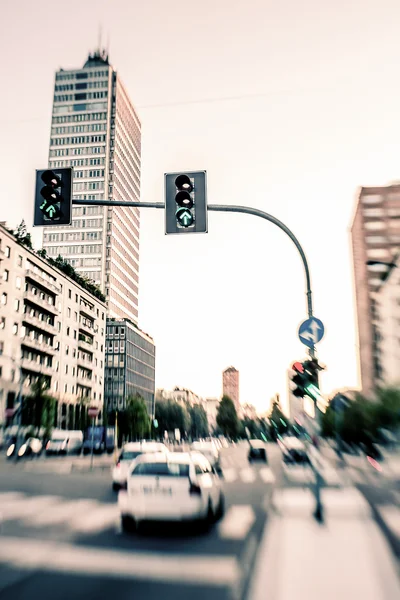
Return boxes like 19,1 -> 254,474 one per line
0,442 -> 282,600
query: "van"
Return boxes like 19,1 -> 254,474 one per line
46,429 -> 83,455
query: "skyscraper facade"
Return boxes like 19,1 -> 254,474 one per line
43,50 -> 141,323
351,182 -> 400,394
222,366 -> 240,412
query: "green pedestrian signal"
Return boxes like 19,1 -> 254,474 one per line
34,168 -> 73,227
165,171 -> 207,235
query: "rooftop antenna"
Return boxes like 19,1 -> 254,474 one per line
106,30 -> 110,60
98,23 -> 103,56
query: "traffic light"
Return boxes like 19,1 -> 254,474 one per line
165,171 -> 207,234
34,168 -> 73,227
291,362 -> 308,398
303,359 -> 323,401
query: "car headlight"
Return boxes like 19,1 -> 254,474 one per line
18,444 -> 27,457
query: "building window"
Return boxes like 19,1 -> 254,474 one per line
65,365 -> 68,374
66,345 -> 69,355
3,269 -> 9,281
12,323 -> 18,335
68,308 -> 71,317
1,293 -> 7,305
74,311 -> 78,321
64,384 -> 68,393
75,294 -> 78,303
15,299 -> 20,312
0,317 -> 5,329
68,289 -> 72,299
0,341 -> 3,355
18,256 -> 23,267
74,330 -> 77,339
67,327 -> 70,336
5,246 -> 10,258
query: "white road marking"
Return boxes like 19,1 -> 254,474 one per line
218,505 -> 256,540
222,468 -> 238,482
26,499 -> 98,527
259,467 -> 275,484
69,503 -> 119,533
0,496 -> 62,522
240,468 -> 256,483
0,536 -> 241,587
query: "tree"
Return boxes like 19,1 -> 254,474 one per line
155,400 -> 190,436
25,376 -> 56,437
189,404 -> 209,439
124,394 -> 151,441
216,396 -> 240,440
14,220 -> 33,249
269,400 -> 288,438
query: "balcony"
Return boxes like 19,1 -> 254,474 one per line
79,302 -> 95,318
77,372 -> 93,387
21,358 -> 53,377
78,337 -> 94,353
77,355 -> 93,370
21,336 -> 56,355
79,319 -> 94,335
24,289 -> 59,315
25,270 -> 60,295
22,313 -> 56,336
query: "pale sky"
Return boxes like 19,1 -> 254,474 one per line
1,0 -> 400,413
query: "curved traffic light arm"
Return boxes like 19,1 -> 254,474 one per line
72,199 -> 315,353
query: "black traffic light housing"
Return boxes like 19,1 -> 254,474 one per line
165,171 -> 207,234
291,359 -> 324,400
291,362 -> 308,398
34,168 -> 73,227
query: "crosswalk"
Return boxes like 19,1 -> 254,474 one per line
0,491 -> 262,542
220,466 -> 276,484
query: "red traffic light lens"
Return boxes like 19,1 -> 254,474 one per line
292,361 -> 304,373
41,170 -> 61,188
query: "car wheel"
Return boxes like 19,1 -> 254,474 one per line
121,515 -> 136,534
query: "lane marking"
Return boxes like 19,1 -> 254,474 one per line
222,468 -> 238,483
0,496 -> 62,522
69,504 -> 119,533
218,505 -> 256,540
259,468 -> 275,484
26,499 -> 98,527
240,468 -> 256,483
0,536 -> 241,587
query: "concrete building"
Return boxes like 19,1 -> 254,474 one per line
222,366 -> 240,412
42,49 -> 141,323
0,224 -> 106,429
242,403 -> 258,421
376,255 -> 400,386
105,318 -> 155,418
205,397 -> 220,432
351,182 -> 400,395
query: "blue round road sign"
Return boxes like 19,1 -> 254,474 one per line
298,317 -> 325,348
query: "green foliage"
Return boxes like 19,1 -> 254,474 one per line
188,404 -> 209,439
119,395 -> 151,441
155,400 -> 190,435
14,220 -> 33,249
216,396 -> 240,440
24,376 -> 56,437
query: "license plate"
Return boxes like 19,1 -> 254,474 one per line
142,486 -> 172,495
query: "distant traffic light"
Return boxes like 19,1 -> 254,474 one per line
34,168 -> 73,227
291,361 -> 307,398
165,171 -> 207,234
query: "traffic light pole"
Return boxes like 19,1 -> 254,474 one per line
72,199 -> 315,324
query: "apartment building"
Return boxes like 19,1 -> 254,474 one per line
0,224 -> 106,428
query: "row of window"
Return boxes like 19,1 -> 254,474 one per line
51,134 -> 106,145
72,206 -> 103,216
52,123 -> 106,134
46,245 -> 102,256
53,101 -> 108,115
55,81 -> 108,92
54,91 -> 108,103
73,181 -> 104,192
52,112 -> 107,124
56,70 -> 109,81
50,146 -> 105,157
74,169 -> 105,178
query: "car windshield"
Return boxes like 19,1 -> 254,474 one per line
131,462 -> 190,477
120,451 -> 143,461
51,435 -> 68,442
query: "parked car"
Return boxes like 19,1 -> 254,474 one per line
118,451 -> 224,532
45,430 -> 83,455
112,441 -> 169,490
17,437 -> 43,459
248,440 -> 268,463
82,426 -> 115,455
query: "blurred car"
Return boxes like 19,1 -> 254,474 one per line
280,437 -> 311,466
118,451 -> 224,532
190,441 -> 220,468
112,441 -> 169,490
46,430 -> 83,455
248,440 -> 268,463
18,437 -> 42,459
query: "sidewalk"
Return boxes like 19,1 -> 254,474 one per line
248,487 -> 400,600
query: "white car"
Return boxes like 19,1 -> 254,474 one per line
190,441 -> 220,468
112,441 -> 169,490
118,451 -> 224,532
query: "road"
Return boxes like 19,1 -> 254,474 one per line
0,442 -> 281,600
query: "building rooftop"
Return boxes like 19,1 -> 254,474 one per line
83,50 -> 110,68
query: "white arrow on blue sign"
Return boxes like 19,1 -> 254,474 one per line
298,317 -> 325,348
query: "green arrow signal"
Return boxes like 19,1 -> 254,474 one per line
176,207 -> 194,228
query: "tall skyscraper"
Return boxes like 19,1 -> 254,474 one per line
222,366 -> 240,412
351,182 -> 400,394
43,49 -> 140,323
